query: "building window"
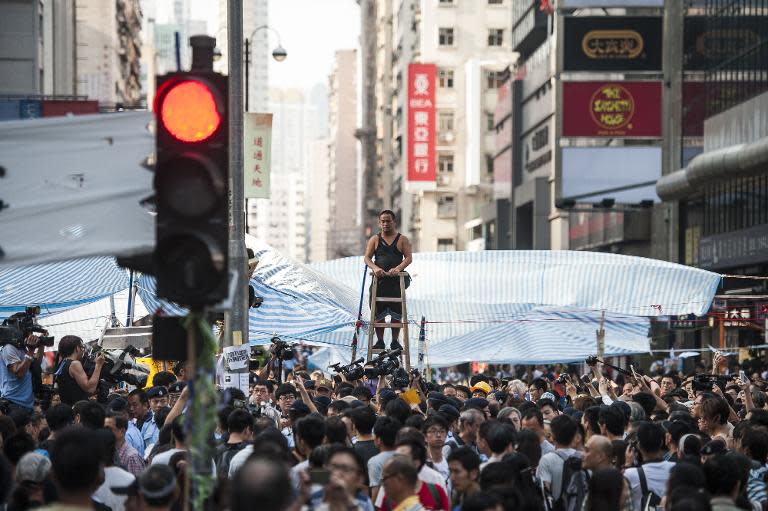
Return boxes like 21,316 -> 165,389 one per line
438,68 -> 454,88
488,28 -> 504,47
486,154 -> 494,174
488,0 -> 503,3
437,238 -> 455,251
439,27 -> 455,47
486,113 -> 495,131
438,153 -> 454,173
438,111 -> 454,132
437,194 -> 457,218
486,70 -> 504,89
439,0 -> 455,4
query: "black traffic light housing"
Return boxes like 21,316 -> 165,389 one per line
152,46 -> 229,307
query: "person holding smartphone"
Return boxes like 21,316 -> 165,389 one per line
306,445 -> 373,511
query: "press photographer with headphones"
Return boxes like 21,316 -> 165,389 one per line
0,332 -> 46,412
54,335 -> 105,405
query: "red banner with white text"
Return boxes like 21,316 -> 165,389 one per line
407,63 -> 437,183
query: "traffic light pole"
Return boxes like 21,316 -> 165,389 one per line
224,0 -> 249,348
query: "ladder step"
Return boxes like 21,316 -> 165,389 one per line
372,322 -> 402,328
375,297 -> 404,303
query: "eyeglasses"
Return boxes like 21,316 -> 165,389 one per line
426,428 -> 446,436
278,394 -> 296,401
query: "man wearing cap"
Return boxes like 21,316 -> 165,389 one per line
112,464 -> 178,511
470,382 -> 491,399
148,386 -> 169,414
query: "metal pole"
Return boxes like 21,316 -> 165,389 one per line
125,270 -> 135,326
224,0 -> 249,349
244,38 -> 250,112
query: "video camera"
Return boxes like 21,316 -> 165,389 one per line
364,348 -> 402,379
0,306 -> 55,350
692,373 -> 731,393
329,357 -> 365,381
82,344 -> 150,402
270,336 -> 294,361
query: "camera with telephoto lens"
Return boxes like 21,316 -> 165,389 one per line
0,306 -> 55,350
364,348 -> 402,379
692,373 -> 731,393
329,357 -> 365,381
82,344 -> 150,403
270,336 -> 294,360
556,374 -> 569,385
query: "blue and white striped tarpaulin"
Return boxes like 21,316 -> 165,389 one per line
0,257 -> 129,319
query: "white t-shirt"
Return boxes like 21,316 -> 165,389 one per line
151,448 -> 186,466
536,448 -> 583,501
624,461 -> 675,511
93,466 -> 135,511
228,444 -> 254,479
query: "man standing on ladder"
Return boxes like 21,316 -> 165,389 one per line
363,210 -> 413,351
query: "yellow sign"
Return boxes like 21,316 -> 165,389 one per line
137,357 -> 163,388
589,84 -> 635,132
582,30 -> 644,60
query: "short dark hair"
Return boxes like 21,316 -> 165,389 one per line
486,422 -> 517,455
447,445 -> 481,472
274,383 -> 297,401
77,402 -> 105,429
550,415 -> 577,446
294,415 -> 326,450
325,444 -> 366,476
632,393 -> 657,418
742,427 -> 768,463
421,414 -> 449,435
227,409 -> 255,434
583,406 -> 602,436
106,411 -> 129,432
57,335 -> 83,358
636,421 -> 665,454
395,437 -> 427,469
3,431 -> 34,464
152,371 -> 177,388
349,406 -> 377,435
328,400 -> 350,415
373,416 -> 401,449
351,386 -> 373,401
537,398 -> 557,413
45,404 -> 74,432
385,398 -> 411,425
521,407 -> 543,427
530,378 -> 548,392
128,389 -> 149,405
325,416 -> 349,444
384,455 -> 418,486
231,455 -> 293,511
50,426 -> 105,492
379,209 -> 396,221
704,454 -> 741,496
599,406 -> 626,436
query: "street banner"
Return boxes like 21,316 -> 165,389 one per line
222,345 -> 250,371
244,112 -> 272,199
562,81 -> 662,138
407,63 -> 437,184
564,17 -> 662,72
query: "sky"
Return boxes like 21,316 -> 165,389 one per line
191,0 -> 360,90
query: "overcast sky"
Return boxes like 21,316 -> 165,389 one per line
191,0 -> 360,90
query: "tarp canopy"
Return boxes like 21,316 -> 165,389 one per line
1,236 -> 722,366
0,113 -> 154,268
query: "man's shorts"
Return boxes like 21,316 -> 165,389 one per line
374,305 -> 402,323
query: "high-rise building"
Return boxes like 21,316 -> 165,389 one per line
308,138 -> 331,263
328,49 -> 361,259
380,0 -> 515,252
0,0 -> 77,96
217,0 -> 269,113
75,0 -> 142,106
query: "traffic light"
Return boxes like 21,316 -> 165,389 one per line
153,68 -> 228,306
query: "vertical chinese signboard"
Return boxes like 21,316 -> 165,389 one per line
407,63 -> 437,184
244,112 -> 273,198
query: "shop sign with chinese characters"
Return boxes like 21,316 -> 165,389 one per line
407,63 -> 437,184
244,113 -> 273,199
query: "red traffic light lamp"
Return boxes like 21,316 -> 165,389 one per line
159,80 -> 221,143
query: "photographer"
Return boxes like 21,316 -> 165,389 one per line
0,332 -> 46,412
54,335 -> 105,406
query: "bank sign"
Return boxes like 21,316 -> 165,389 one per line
407,63 -> 437,184
562,81 -> 662,138
564,17 -> 662,72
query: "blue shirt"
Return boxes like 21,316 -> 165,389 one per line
308,489 -> 373,511
139,412 -> 159,447
126,420 -> 146,457
0,344 -> 33,409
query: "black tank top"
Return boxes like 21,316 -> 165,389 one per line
56,360 -> 91,405
374,233 -> 404,271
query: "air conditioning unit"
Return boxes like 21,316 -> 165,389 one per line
437,174 -> 451,186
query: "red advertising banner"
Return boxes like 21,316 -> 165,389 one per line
41,100 -> 99,117
407,63 -> 437,183
562,81 -> 661,138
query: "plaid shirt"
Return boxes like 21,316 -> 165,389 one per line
117,441 -> 145,477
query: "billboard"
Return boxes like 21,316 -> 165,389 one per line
407,63 -> 437,184
562,81 -> 662,138
564,17 -> 662,72
562,146 -> 661,202
244,113 -> 273,199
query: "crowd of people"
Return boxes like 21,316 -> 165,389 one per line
0,329 -> 768,511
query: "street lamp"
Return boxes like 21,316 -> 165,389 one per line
244,25 -> 287,111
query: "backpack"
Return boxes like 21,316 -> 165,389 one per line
638,466 -> 662,511
550,451 -> 583,511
